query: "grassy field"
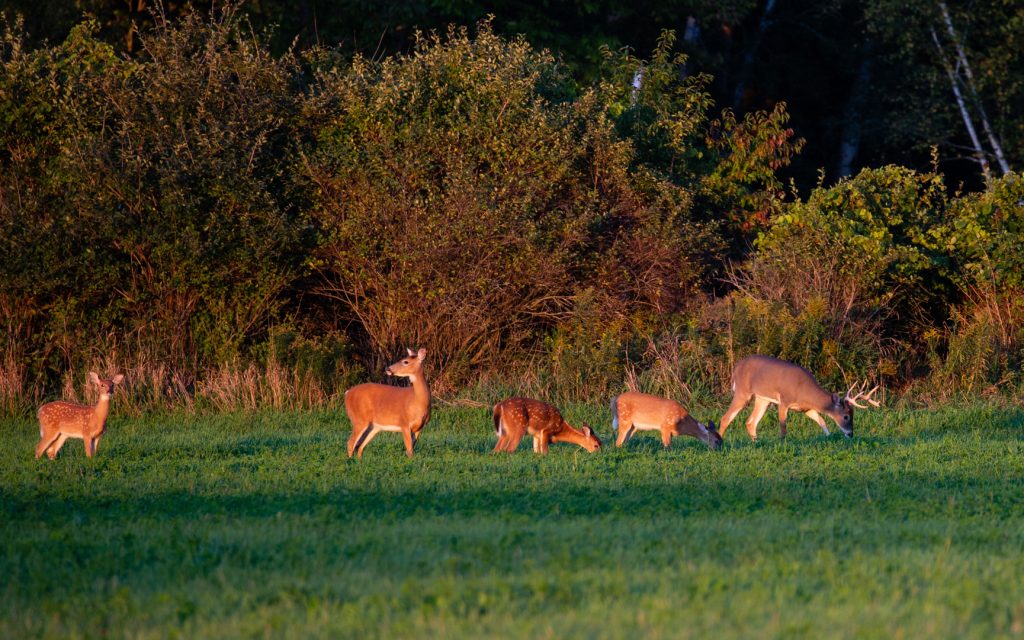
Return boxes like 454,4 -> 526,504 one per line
2,402 -> 1023,638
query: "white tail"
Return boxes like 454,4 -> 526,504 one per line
345,348 -> 430,458
36,372 -> 125,460
611,391 -> 721,450
719,355 -> 880,441
492,397 -> 602,454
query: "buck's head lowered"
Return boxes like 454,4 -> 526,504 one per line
830,381 -> 881,438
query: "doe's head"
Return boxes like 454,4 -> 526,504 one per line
386,348 -> 427,378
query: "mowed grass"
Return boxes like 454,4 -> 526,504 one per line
2,403 -> 1023,639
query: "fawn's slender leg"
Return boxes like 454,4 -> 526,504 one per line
36,433 -> 59,460
48,434 -> 70,460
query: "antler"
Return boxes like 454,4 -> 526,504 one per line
844,380 -> 881,408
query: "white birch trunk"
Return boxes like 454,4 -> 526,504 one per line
930,27 -> 991,182
937,0 -> 1011,174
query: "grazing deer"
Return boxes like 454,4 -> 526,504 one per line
36,372 -> 125,460
719,355 -> 880,441
611,391 -> 722,450
492,397 -> 602,454
345,348 -> 430,458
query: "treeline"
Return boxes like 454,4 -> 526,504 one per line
0,10 -> 1022,415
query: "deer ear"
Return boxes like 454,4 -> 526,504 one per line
832,393 -> 842,407
407,348 -> 415,356
112,374 -> 124,385
88,371 -> 100,385
417,348 -> 427,360
581,424 -> 592,437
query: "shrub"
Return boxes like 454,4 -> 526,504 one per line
726,166 -> 953,387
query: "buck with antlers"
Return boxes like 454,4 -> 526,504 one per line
611,391 -> 722,450
492,397 -> 602,454
719,355 -> 880,441
345,348 -> 430,458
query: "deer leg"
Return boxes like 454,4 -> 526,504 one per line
615,423 -> 634,447
778,405 -> 790,440
36,433 -> 60,460
355,427 -> 384,459
719,394 -> 752,438
746,397 -> 771,442
805,410 -> 830,435
401,428 -> 415,458
505,432 -> 524,452
348,423 -> 371,458
84,438 -> 94,458
348,421 -> 376,456
661,426 -> 673,448
533,436 -> 541,453
538,433 -> 551,454
92,435 -> 102,455
495,429 -> 517,453
48,434 -> 69,460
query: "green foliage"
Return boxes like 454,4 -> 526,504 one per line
723,166 -> 955,386
0,9 -> 308,399
919,173 -> 1024,396
598,30 -> 803,236
2,406 -> 1024,637
302,22 -> 719,387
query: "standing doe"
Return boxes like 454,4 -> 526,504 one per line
611,391 -> 721,450
345,348 -> 430,458
719,355 -> 880,441
36,372 -> 125,460
492,397 -> 602,454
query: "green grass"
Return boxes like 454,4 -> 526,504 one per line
2,404 -> 1023,638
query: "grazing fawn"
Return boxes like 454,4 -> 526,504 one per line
492,397 -> 602,454
345,348 -> 431,458
719,355 -> 880,441
611,391 -> 721,450
36,372 -> 125,460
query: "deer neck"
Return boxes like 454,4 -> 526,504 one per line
90,395 -> 112,432
552,421 -> 584,446
406,373 -> 430,412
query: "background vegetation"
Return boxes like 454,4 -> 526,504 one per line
1,3 -> 1022,414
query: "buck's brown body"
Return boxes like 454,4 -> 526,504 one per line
492,397 -> 602,454
719,355 -> 879,440
345,348 -> 430,458
611,391 -> 721,450
36,372 -> 124,460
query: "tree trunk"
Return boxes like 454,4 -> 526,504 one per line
937,0 -> 1011,174
930,27 -> 991,182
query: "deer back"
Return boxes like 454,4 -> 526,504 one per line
733,355 -> 834,410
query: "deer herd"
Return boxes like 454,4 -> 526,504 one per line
34,349 -> 881,460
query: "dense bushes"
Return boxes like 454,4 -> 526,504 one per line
1,9 -> 1023,414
